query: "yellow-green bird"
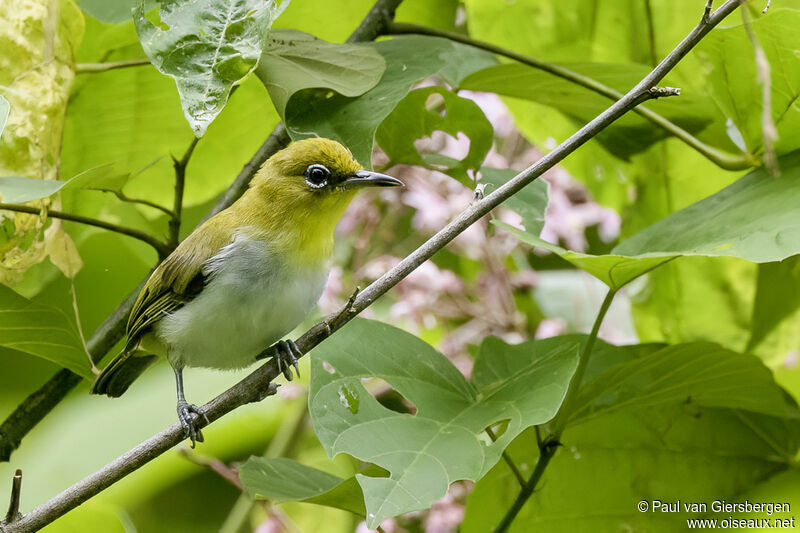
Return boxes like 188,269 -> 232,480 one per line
92,138 -> 402,445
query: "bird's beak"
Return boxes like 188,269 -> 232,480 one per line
342,170 -> 404,189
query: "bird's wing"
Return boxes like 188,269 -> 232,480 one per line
126,217 -> 235,349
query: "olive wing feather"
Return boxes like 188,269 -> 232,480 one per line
126,217 -> 235,349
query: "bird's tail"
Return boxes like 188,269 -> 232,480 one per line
92,351 -> 158,398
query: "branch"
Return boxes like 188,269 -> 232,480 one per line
108,190 -> 173,217
0,0 -> 405,466
385,21 -> 757,171
0,1 -> 742,530
74,59 -> 151,74
169,137 -> 200,247
0,203 -> 171,258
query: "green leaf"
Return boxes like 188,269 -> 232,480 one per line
376,86 -> 493,183
239,457 -> 367,515
697,8 -> 800,156
0,284 -> 92,379
748,257 -> 800,352
571,342 -> 796,425
0,95 -> 8,137
309,319 -> 579,527
285,35 -> 495,166
479,167 -> 548,236
495,221 -> 671,290
256,29 -> 385,120
75,0 -> 156,23
614,150 -> 800,262
134,0 -> 287,137
463,336 -> 800,532
0,177 -> 69,204
463,407 -> 799,532
460,62 -> 720,159
0,165 -> 130,204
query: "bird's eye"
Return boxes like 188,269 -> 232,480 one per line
304,164 -> 331,189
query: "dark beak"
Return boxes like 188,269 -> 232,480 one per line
342,170 -> 404,189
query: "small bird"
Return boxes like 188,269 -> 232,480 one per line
92,138 -> 403,445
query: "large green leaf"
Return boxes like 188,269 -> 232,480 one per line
571,342 -> 796,425
134,0 -> 287,137
376,86 -> 493,183
614,150 -> 800,262
256,29 -> 385,119
0,284 -> 92,379
285,35 -> 495,166
309,319 -> 579,527
463,407 -> 799,532
462,336 -> 799,532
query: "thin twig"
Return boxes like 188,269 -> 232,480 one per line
384,21 -> 756,171
74,59 -> 151,74
0,3 -> 742,530
0,203 -> 171,258
0,0 -> 405,466
108,190 -> 173,217
169,137 -> 200,246
69,279 -> 99,375
2,470 -> 22,524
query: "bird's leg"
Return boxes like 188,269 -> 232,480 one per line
174,367 -> 208,448
274,340 -> 302,381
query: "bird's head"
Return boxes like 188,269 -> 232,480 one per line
239,138 -> 403,261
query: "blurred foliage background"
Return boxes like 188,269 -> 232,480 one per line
2,0 -> 800,531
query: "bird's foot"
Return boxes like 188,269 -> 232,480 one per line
177,400 -> 208,448
273,339 -> 302,381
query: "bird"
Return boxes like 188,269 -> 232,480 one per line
92,138 -> 403,445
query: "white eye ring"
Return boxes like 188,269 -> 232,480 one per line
304,164 -> 331,189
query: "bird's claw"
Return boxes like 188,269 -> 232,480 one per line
177,400 -> 207,448
273,339 -> 301,381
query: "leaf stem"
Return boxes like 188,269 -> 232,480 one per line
0,203 -> 171,258
485,426 -> 527,488
74,59 -> 151,74
384,21 -> 757,171
493,289 -> 617,533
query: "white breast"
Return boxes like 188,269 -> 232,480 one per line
154,234 -> 328,370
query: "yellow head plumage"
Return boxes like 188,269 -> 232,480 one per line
226,138 -> 402,265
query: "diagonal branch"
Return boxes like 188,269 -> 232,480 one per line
0,1 -> 743,530
0,0 -> 404,465
385,20 -> 757,171
0,203 -> 171,258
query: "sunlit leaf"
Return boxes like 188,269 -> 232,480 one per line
0,284 -> 92,379
310,319 -> 579,527
256,29 -> 385,119
134,0 -> 288,137
0,177 -> 69,204
614,150 -> 800,262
